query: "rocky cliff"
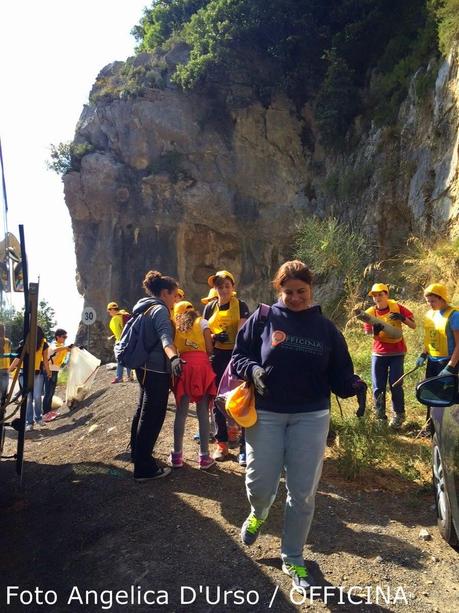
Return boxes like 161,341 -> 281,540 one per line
64,47 -> 459,359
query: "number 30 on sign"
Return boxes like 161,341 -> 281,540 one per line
82,307 -> 96,326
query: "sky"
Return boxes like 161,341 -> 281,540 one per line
0,0 -> 150,339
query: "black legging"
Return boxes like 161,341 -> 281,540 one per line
131,369 -> 170,472
212,348 -> 245,450
212,349 -> 232,443
424,358 -> 448,425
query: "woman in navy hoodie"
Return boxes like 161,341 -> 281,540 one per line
232,260 -> 362,592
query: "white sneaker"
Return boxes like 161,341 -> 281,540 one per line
25,424 -> 33,432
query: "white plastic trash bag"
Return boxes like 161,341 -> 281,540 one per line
66,347 -> 101,405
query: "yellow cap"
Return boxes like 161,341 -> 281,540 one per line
424,283 -> 449,302
174,300 -> 193,317
176,288 -> 185,299
207,270 -> 235,287
201,288 -> 218,304
107,301 -> 119,310
368,283 -> 389,296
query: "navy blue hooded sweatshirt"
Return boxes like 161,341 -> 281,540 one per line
232,301 -> 356,413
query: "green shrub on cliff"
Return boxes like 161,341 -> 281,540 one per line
295,217 -> 370,317
47,141 -> 94,176
133,1 -> 439,145
433,0 -> 459,53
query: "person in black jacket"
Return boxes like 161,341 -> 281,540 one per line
130,270 -> 183,482
232,260 -> 364,592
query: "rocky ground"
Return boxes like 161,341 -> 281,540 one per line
1,368 -> 458,613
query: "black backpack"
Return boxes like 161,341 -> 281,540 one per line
114,303 -> 160,369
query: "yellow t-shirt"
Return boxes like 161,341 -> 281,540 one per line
0,338 -> 12,370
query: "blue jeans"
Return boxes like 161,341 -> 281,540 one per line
116,360 -> 131,381
245,408 -> 329,566
26,373 -> 45,425
371,354 -> 405,415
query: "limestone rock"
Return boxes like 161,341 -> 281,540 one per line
64,47 -> 459,359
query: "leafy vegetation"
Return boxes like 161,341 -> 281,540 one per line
0,300 -> 57,347
400,236 -> 459,301
295,217 -> 370,317
132,0 -> 449,146
434,0 -> 459,54
47,142 -> 94,176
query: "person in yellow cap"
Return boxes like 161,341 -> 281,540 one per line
417,283 -> 459,425
363,283 -> 416,428
170,300 -> 217,470
201,287 -> 218,305
107,301 -> 133,383
204,270 -> 250,463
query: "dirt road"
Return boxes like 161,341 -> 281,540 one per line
1,370 -> 458,612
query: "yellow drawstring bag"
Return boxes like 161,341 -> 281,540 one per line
225,382 -> 257,428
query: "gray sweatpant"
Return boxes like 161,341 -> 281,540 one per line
245,408 -> 329,566
174,395 -> 211,455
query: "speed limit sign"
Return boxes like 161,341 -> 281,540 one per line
82,306 -> 96,326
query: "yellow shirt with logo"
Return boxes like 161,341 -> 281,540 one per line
175,317 -> 207,354
424,307 -> 456,358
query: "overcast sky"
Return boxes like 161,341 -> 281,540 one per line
0,0 -> 149,338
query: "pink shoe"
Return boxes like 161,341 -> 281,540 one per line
111,378 -> 122,384
199,454 -> 216,470
43,411 -> 59,422
170,451 -> 183,468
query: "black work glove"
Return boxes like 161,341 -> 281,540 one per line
252,366 -> 268,397
416,352 -> 428,367
389,312 -> 406,322
213,331 -> 229,343
354,379 -> 367,417
170,355 -> 186,377
373,323 -> 384,335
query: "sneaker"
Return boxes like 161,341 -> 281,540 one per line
389,413 -> 405,429
25,424 -> 33,432
282,563 -> 312,592
134,466 -> 172,482
35,420 -> 47,428
375,410 -> 388,421
238,452 -> 247,467
43,410 -> 59,422
212,442 -> 229,461
241,513 -> 265,545
199,454 -> 215,470
170,451 -> 183,468
111,378 -> 122,384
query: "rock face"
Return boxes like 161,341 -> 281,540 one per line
64,49 -> 459,359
